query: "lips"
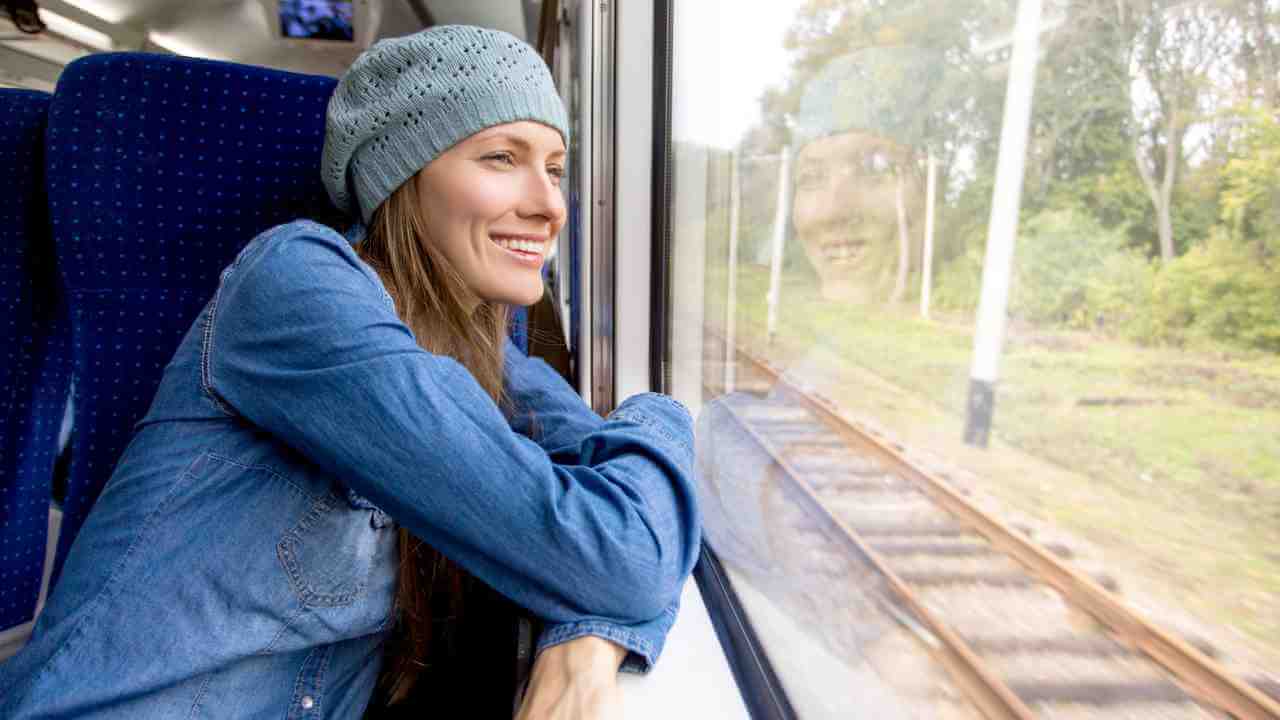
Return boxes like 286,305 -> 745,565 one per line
819,237 -> 868,264
489,233 -> 547,264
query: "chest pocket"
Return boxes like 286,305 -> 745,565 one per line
277,484 -> 394,608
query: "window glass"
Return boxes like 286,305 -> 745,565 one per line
669,1 -> 1280,716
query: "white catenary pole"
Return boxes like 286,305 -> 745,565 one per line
766,144 -> 792,344
921,152 -> 938,319
725,147 -> 741,393
965,0 -> 1042,447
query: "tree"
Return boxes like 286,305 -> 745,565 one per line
1010,1 -> 1255,262
1220,105 -> 1280,255
1057,1 -> 1241,261
1134,2 -> 1239,260
1229,0 -> 1280,107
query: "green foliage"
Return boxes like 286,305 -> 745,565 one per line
932,207 -> 1119,320
932,245 -> 984,314
1220,105 -> 1280,255
932,210 -> 1279,352
1009,209 -> 1129,325
1054,161 -> 1151,241
930,172 -> 997,314
1082,249 -> 1159,341
1151,229 -> 1280,351
932,208 -> 1130,323
1171,165 -> 1222,257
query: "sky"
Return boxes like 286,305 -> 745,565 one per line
672,0 -> 809,149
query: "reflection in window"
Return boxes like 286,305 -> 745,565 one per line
670,1 -> 1280,717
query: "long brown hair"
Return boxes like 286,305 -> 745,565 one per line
355,171 -> 511,703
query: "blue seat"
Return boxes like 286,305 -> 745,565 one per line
0,89 -> 72,632
510,305 -> 529,352
44,54 -> 342,584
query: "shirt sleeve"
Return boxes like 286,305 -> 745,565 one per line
502,340 -> 607,460
503,342 -> 690,672
204,224 -> 700,635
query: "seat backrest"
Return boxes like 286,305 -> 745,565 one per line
45,53 -> 341,583
0,89 -> 72,632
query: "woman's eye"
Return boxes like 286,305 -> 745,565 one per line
547,166 -> 565,182
485,152 -> 516,166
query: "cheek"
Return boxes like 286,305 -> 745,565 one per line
793,191 -> 838,233
455,175 -> 521,225
426,174 -> 514,238
792,194 -> 819,232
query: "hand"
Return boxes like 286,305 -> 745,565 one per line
514,635 -> 627,720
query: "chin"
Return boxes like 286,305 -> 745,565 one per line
487,278 -> 544,307
817,275 -> 875,304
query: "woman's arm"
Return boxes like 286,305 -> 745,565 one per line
503,341 -> 607,460
205,224 -> 699,630
504,342 -> 687,671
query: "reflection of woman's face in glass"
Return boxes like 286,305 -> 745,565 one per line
792,130 -> 921,303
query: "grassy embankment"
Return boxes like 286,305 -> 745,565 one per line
705,262 -> 1280,654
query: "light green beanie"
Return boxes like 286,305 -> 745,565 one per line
321,25 -> 570,224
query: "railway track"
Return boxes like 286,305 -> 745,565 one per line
702,330 -> 1280,720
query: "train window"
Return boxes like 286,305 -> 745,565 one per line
664,1 -> 1280,717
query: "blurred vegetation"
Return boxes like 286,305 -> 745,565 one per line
734,0 -> 1280,354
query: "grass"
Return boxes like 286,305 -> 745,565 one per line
704,262 -> 1280,659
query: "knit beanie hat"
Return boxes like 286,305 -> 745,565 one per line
793,46 -> 945,149
321,25 -> 570,224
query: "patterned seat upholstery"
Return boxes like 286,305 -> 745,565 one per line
0,90 -> 72,632
44,54 -> 342,584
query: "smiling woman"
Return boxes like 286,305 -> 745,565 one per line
0,24 -> 700,720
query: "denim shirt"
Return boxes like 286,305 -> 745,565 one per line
0,220 -> 700,719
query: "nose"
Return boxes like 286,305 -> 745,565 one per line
517,168 -> 567,231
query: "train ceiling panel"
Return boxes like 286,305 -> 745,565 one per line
7,0 -> 537,77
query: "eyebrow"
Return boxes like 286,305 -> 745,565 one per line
477,131 -> 566,159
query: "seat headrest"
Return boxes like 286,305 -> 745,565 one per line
46,52 -> 342,296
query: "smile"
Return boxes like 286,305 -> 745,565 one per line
490,233 -> 547,265
819,237 -> 868,263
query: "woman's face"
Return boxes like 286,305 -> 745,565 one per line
416,121 -> 567,307
792,130 -> 919,302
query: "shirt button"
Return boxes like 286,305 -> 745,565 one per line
301,696 -> 315,710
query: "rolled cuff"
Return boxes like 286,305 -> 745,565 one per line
535,602 -> 680,674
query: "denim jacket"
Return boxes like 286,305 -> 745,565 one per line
0,220 -> 700,719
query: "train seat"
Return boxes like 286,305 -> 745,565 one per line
42,52 -> 341,586
0,89 -> 72,635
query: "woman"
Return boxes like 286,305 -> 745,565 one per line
0,25 -> 700,719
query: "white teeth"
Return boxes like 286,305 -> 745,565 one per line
493,237 -> 542,255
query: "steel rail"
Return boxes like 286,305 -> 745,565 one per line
717,400 -> 1037,720
723,337 -> 1280,720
